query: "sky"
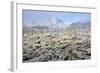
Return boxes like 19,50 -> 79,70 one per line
23,10 -> 91,26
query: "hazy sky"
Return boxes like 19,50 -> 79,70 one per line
23,10 -> 91,26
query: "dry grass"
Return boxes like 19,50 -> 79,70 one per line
23,28 -> 91,62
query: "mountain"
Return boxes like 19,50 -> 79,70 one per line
24,16 -> 91,33
69,21 -> 91,29
24,17 -> 67,32
47,17 -> 66,32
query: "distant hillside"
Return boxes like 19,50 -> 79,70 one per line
23,19 -> 91,33
23,25 -> 49,33
69,21 -> 91,29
